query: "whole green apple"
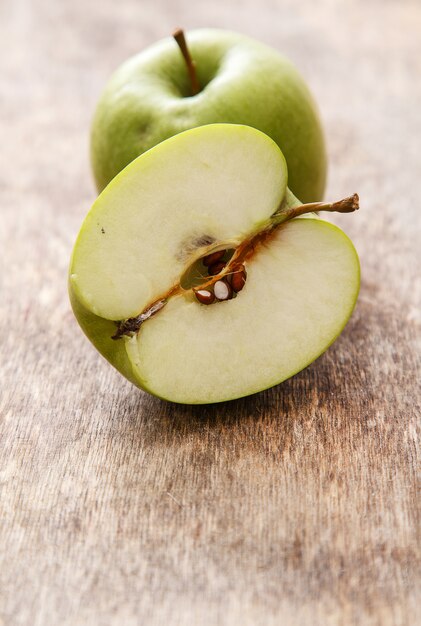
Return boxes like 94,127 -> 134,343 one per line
91,29 -> 327,202
71,124 -> 359,404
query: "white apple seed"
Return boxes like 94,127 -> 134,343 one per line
214,280 -> 232,301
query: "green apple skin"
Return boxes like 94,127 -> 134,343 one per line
68,287 -> 140,388
91,28 -> 327,202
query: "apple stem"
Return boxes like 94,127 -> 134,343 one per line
173,28 -> 200,96
112,299 -> 168,340
225,193 -> 360,266
273,193 -> 359,226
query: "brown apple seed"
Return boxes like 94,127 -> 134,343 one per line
203,250 -> 225,267
208,261 -> 226,276
195,289 -> 215,305
231,265 -> 247,292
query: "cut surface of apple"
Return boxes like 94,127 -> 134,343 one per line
72,124 -> 287,320
69,124 -> 360,404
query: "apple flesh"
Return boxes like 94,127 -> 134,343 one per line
70,124 -> 359,404
91,28 -> 327,203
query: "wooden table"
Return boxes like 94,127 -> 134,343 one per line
1,1 -> 420,624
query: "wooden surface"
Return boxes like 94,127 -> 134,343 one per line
1,1 -> 420,624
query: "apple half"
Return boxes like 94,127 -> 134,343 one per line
70,124 -> 360,404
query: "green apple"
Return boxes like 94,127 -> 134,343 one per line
70,124 -> 359,404
91,28 -> 327,203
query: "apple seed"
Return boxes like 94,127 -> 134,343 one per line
231,265 -> 247,292
214,279 -> 232,301
203,250 -> 225,267
194,289 -> 215,305
208,260 -> 226,275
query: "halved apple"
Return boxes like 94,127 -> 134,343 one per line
69,124 -> 360,404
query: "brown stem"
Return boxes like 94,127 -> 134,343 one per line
173,28 -> 200,96
112,298 -> 168,340
273,193 -> 359,225
195,194 -> 360,291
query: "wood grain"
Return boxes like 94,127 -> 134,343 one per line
0,0 -> 420,624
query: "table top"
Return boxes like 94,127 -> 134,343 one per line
1,0 -> 420,624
